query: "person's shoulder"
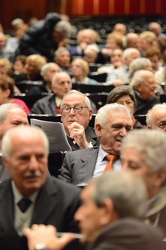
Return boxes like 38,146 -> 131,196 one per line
66,146 -> 99,157
48,175 -> 81,194
34,94 -> 55,104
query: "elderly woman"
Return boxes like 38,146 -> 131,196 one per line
71,57 -> 97,84
107,85 -> 144,128
0,75 -> 30,113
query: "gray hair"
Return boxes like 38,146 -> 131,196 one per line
129,58 -> 152,78
54,20 -> 73,37
146,103 -> 166,128
0,103 -> 25,124
121,129 -> 166,173
122,48 -> 140,61
51,71 -> 71,87
54,47 -> 70,59
2,125 -> 49,160
95,103 -> 132,128
40,62 -> 60,77
91,171 -> 148,218
61,90 -> 92,109
130,70 -> 153,90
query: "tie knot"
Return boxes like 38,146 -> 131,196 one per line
106,154 -> 118,162
17,197 -> 32,213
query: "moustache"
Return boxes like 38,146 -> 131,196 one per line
23,171 -> 42,178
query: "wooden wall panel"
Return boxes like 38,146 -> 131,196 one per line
1,0 -> 166,31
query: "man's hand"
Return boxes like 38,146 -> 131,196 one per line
23,224 -> 75,250
68,122 -> 90,149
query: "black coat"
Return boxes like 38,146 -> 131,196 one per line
15,13 -> 61,61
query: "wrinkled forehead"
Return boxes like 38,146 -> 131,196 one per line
62,93 -> 86,105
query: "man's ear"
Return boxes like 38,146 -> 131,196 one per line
95,123 -> 102,137
99,199 -> 118,226
155,170 -> 166,187
2,156 -> 10,172
137,82 -> 143,93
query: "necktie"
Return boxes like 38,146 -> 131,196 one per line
17,197 -> 32,213
104,154 -> 118,172
56,106 -> 61,114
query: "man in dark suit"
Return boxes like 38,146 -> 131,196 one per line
0,125 -> 80,235
121,129 -> 166,237
24,171 -> 165,250
31,72 -> 72,115
0,103 -> 29,183
60,90 -> 99,151
59,103 -> 132,185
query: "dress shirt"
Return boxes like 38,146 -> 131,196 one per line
93,145 -> 121,178
12,181 -> 38,235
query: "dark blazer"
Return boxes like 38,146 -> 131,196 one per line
58,147 -> 99,184
67,126 -> 99,151
0,156 -> 11,183
0,175 -> 81,234
31,94 -> 57,115
88,218 -> 165,250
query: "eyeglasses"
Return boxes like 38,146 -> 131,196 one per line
61,105 -> 88,113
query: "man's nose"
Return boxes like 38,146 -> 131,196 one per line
29,156 -> 38,169
120,127 -> 128,136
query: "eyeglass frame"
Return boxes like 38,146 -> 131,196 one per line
61,105 -> 89,114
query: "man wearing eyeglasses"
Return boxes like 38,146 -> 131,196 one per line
60,90 -> 99,151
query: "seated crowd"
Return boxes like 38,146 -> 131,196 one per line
0,13 -> 166,250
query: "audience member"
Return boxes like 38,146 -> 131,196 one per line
68,28 -> 100,59
101,32 -> 123,62
0,32 -> 10,59
13,55 -> 27,74
107,85 -> 144,129
0,103 -> 29,182
146,103 -> 166,131
40,62 -> 61,93
71,58 -> 97,84
16,13 -> 73,61
106,47 -> 141,85
148,22 -> 166,38
112,23 -> 127,36
59,103 -> 132,184
97,48 -> 123,78
31,72 -> 72,115
60,90 -> 99,151
0,125 -> 80,235
0,76 -> 30,114
138,31 -> 157,56
24,171 -> 165,250
121,129 -> 166,236
130,70 -> 159,115
54,47 -> 71,73
125,32 -> 139,49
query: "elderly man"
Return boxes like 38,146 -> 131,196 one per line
40,62 -> 61,93
60,90 -> 99,151
24,171 -> 165,250
0,125 -> 80,236
121,129 -> 166,236
59,103 -> 132,185
130,69 -> 159,115
16,14 -> 73,61
0,103 -> 29,182
146,103 -> 166,132
31,72 -> 72,115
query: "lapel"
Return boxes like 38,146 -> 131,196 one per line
85,126 -> 98,146
0,180 -> 16,234
31,175 -> 59,225
79,147 -> 99,182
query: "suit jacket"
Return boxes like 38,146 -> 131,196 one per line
59,147 -> 99,185
67,126 -> 99,151
0,156 -> 11,183
31,94 -> 57,115
0,175 -> 81,234
88,218 -> 165,250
